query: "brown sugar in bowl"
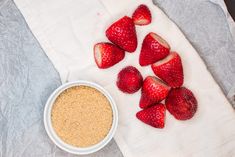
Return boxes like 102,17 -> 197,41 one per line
44,81 -> 118,155
51,85 -> 113,147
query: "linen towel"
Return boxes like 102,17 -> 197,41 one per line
14,0 -> 235,156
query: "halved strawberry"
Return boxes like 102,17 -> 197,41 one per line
140,76 -> 170,108
106,16 -> 137,52
136,103 -> 165,128
117,66 -> 143,94
151,52 -> 183,88
166,87 -> 198,120
94,42 -> 125,69
139,32 -> 170,66
132,4 -> 152,26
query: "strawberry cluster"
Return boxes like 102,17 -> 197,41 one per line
94,4 -> 198,129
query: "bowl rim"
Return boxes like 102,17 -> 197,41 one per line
43,80 -> 118,155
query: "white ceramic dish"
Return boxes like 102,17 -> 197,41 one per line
44,80 -> 118,155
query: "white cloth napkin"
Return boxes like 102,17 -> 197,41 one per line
14,0 -> 235,156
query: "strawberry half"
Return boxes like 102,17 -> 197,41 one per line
132,4 -> 152,26
139,32 -> 170,66
140,76 -> 170,108
151,52 -> 184,88
136,103 -> 165,128
166,87 -> 198,120
106,16 -> 137,52
117,66 -> 143,94
94,42 -> 125,69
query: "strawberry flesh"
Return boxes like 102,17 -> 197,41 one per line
139,32 -> 170,66
106,16 -> 137,52
151,52 -> 184,88
136,103 -> 165,128
140,76 -> 170,108
132,4 -> 152,26
166,87 -> 198,120
117,66 -> 143,94
94,42 -> 125,69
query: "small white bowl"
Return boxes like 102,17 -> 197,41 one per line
44,80 -> 118,155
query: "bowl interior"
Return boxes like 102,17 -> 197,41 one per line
44,81 -> 118,155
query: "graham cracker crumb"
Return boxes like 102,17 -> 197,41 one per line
51,85 -> 113,147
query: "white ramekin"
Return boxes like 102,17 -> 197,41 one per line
44,80 -> 118,155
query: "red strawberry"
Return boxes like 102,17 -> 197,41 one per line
117,66 -> 143,94
140,76 -> 170,108
136,103 -> 165,128
106,16 -> 137,52
132,4 -> 152,26
166,87 -> 197,120
139,32 -> 170,66
94,42 -> 125,69
151,52 -> 183,88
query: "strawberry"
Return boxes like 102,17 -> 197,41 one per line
140,76 -> 170,108
136,103 -> 165,128
132,4 -> 152,26
106,16 -> 137,52
139,32 -> 170,66
117,66 -> 143,94
151,52 -> 183,88
166,87 -> 197,120
94,42 -> 125,69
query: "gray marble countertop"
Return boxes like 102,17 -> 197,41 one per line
0,0 -> 234,156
